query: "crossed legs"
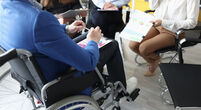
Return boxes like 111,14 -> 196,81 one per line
129,26 -> 175,76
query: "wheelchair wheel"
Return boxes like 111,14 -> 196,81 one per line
47,95 -> 101,110
0,73 -> 37,110
112,106 -> 121,110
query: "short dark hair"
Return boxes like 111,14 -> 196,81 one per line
42,0 -> 81,14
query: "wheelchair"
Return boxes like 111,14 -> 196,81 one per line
0,47 -> 140,110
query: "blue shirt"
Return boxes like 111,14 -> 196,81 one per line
0,0 -> 99,82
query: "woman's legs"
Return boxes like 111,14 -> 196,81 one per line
129,26 -> 175,76
139,33 -> 175,76
139,33 -> 175,63
129,26 -> 160,55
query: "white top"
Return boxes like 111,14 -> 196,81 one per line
149,0 -> 200,32
92,0 -> 130,9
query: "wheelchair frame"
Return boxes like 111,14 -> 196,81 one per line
0,48 -> 140,110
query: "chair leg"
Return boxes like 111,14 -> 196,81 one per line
175,106 -> 182,110
158,73 -> 167,90
25,91 -> 37,110
160,88 -> 173,105
134,54 -> 146,66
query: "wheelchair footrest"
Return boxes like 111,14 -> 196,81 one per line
129,88 -> 140,101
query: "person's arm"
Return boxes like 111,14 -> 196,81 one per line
33,11 -> 100,71
111,0 -> 130,8
149,0 -> 160,10
161,0 -> 200,31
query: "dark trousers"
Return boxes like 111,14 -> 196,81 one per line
97,40 -> 126,87
73,33 -> 126,87
87,6 -> 125,39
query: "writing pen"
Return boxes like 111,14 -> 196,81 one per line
84,27 -> 90,31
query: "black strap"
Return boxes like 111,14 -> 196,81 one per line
0,49 -> 17,67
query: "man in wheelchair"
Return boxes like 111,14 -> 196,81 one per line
0,0 -> 139,109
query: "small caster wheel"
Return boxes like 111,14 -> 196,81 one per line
112,106 -> 121,110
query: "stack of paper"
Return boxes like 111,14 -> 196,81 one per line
120,10 -> 155,42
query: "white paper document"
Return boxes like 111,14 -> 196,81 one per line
120,9 -> 155,42
78,37 -> 112,48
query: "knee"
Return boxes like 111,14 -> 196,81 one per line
110,40 -> 119,47
139,44 -> 149,56
129,41 -> 139,53
103,40 -> 119,50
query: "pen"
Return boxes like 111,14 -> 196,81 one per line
85,27 -> 90,31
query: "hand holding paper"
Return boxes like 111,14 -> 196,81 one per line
103,2 -> 118,10
67,20 -> 85,33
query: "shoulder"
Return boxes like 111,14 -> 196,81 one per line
37,10 -> 57,20
34,10 -> 60,28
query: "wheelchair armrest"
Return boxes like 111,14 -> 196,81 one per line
73,32 -> 88,43
0,48 -> 17,66
41,68 -> 79,103
41,68 -> 99,107
41,78 -> 60,104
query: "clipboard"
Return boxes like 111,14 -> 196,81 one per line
55,9 -> 88,18
97,9 -> 119,13
97,9 -> 119,11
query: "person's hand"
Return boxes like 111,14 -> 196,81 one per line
58,17 -> 74,24
86,26 -> 103,43
66,20 -> 85,34
150,19 -> 162,27
78,8 -> 88,17
103,2 -> 118,10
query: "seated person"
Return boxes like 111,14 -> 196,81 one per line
40,0 -> 81,14
129,0 -> 200,76
40,0 -> 88,39
40,0 -> 87,24
87,0 -> 130,39
0,0 -> 136,96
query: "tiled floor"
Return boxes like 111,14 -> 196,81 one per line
0,73 -> 32,110
1,40 -> 201,110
